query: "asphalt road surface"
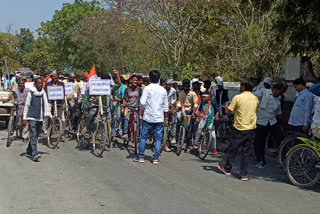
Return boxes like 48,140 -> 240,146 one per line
0,129 -> 319,214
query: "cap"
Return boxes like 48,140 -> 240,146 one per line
166,79 -> 174,84
217,80 -> 224,87
263,77 -> 273,86
50,70 -> 58,76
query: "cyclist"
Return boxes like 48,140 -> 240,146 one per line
122,75 -> 142,141
172,79 -> 198,150
44,70 -> 66,141
193,92 -> 217,155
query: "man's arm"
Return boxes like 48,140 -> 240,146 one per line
139,87 -> 148,108
224,95 -> 238,115
113,70 -> 121,86
303,94 -> 313,127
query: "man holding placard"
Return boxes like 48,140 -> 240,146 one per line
44,70 -> 66,141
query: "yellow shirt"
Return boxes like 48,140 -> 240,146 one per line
228,91 -> 259,131
176,91 -> 198,112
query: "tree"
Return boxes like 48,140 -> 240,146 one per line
22,37 -> 57,75
0,33 -> 20,72
272,0 -> 320,56
16,28 -> 35,64
37,0 -> 100,70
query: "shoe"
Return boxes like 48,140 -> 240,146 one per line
153,159 -> 159,165
25,153 -> 32,158
171,138 -> 176,145
23,139 -> 29,144
61,135 -> 66,142
217,162 -> 231,175
212,148 -> 218,157
164,146 -> 171,152
32,154 -> 41,161
256,161 -> 266,168
104,147 -> 110,151
193,145 -> 199,149
122,134 -> 128,141
240,176 -> 248,181
133,158 -> 144,163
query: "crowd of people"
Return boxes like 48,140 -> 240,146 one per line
6,69 -> 320,181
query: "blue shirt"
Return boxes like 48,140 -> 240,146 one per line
289,89 -> 314,126
256,90 -> 281,126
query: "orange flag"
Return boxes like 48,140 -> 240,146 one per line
89,65 -> 97,80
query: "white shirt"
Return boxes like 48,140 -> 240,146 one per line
167,87 -> 176,105
140,83 -> 169,123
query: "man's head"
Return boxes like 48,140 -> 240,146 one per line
16,73 -> 21,82
271,83 -> 284,97
50,71 -> 59,84
202,93 -> 210,103
278,78 -> 288,94
34,77 -> 43,92
263,77 -> 273,89
293,78 -> 306,92
130,75 -> 140,87
240,78 -> 254,93
204,80 -> 211,90
143,77 -> 150,86
252,78 -> 260,87
182,81 -> 190,92
68,73 -> 75,82
101,73 -> 111,80
149,70 -> 160,84
18,79 -> 25,91
217,80 -> 224,91
173,82 -> 178,90
75,75 -> 81,82
165,79 -> 173,91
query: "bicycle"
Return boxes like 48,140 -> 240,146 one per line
122,107 -> 139,155
47,100 -> 63,149
77,96 -> 111,157
286,136 -> 320,187
175,113 -> 190,156
278,131 -> 306,168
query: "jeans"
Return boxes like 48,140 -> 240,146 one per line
254,123 -> 284,163
223,129 -> 255,176
87,106 -> 98,132
138,121 -> 164,160
123,108 -> 140,135
289,125 -> 304,134
26,120 -> 43,157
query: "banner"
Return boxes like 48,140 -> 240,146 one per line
47,86 -> 65,100
89,80 -> 111,96
64,82 -> 74,95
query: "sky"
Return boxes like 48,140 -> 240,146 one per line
0,0 -> 75,34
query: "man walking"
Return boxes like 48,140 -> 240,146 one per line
218,79 -> 259,181
23,78 -> 53,161
134,70 -> 169,164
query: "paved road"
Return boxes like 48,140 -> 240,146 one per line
0,130 -> 319,214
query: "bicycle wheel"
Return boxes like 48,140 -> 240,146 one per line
279,135 -> 304,167
286,144 -> 320,187
92,120 -> 108,157
6,115 -> 14,147
64,110 -> 73,134
199,131 -> 211,160
106,118 -> 112,148
47,117 -> 63,149
176,126 -> 185,156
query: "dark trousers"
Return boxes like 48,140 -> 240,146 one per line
224,129 -> 255,176
254,123 -> 284,163
26,120 -> 43,157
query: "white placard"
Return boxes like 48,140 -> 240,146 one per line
47,86 -> 65,100
89,80 -> 111,95
25,82 -> 34,89
64,82 -> 74,95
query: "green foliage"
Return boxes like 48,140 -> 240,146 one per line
0,33 -> 20,72
16,28 -> 35,64
37,0 -> 100,70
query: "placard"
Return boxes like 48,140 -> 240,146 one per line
25,82 -> 34,89
64,82 -> 74,95
47,86 -> 65,100
89,80 -> 111,96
